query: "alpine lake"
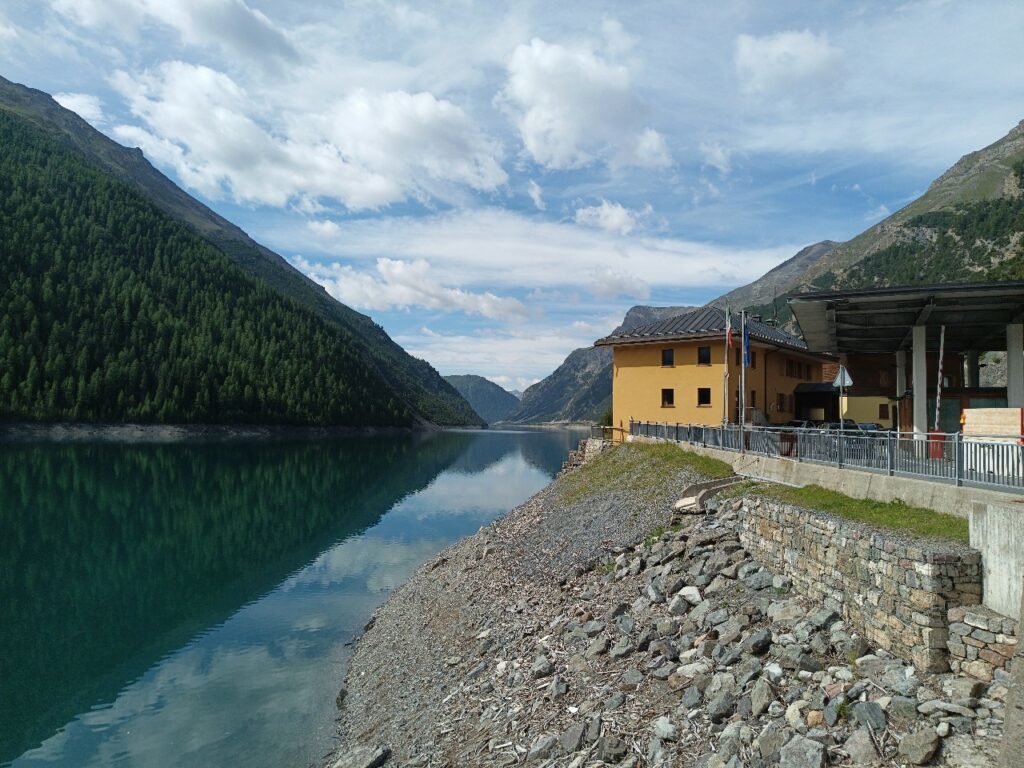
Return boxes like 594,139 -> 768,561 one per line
1,427 -> 588,767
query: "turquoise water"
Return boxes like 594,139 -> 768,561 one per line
0,428 -> 586,767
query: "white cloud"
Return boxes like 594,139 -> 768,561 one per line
734,30 -> 843,96
500,35 -> 670,170
51,0 -> 297,65
53,91 -> 105,123
574,199 -> 649,235
527,179 -> 545,210
291,256 -> 529,321
487,374 -> 537,393
266,208 -> 797,294
396,325 -> 601,382
587,268 -> 650,300
110,61 -> 506,209
699,140 -> 731,176
864,203 -> 891,222
307,219 -> 341,238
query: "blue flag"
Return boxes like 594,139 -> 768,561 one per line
742,315 -> 750,368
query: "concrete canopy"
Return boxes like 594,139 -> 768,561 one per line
789,281 -> 1024,354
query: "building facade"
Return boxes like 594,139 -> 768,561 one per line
595,307 -> 829,438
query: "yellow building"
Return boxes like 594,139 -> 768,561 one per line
595,307 -> 830,438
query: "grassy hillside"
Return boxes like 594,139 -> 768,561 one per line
0,75 -> 480,426
0,108 -> 410,425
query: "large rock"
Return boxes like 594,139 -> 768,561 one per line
899,728 -> 940,765
331,745 -> 391,768
779,734 -> 825,768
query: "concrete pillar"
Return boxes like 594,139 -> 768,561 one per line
1008,324 -> 1024,408
895,350 -> 907,432
913,325 -> 928,436
1000,576 -> 1024,768
966,350 -> 981,389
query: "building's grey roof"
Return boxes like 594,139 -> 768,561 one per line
595,306 -> 810,351
789,280 -> 1024,354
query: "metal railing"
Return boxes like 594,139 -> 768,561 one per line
629,420 -> 1024,492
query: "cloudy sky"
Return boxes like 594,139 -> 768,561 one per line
2,1 -> 1022,390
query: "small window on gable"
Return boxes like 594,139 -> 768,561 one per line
697,387 -> 711,406
697,346 -> 711,365
661,388 -> 675,407
662,348 -> 674,367
879,403 -> 890,420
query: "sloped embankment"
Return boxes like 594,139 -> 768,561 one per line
330,443 -> 1005,767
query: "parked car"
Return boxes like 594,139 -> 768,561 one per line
780,419 -> 814,430
857,422 -> 886,432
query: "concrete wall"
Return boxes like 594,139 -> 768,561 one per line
731,496 -> 982,673
637,437 -> 1024,520
1001,579 -> 1024,768
972,502 -> 1024,620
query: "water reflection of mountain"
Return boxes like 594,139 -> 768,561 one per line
444,428 -> 587,477
0,432 -> 477,763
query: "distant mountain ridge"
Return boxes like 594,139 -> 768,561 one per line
505,305 -> 694,424
712,119 -> 1024,327
442,375 -> 518,424
0,75 -> 480,426
518,119 -> 1024,423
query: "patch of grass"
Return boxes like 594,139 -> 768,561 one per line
646,525 -> 667,546
555,442 -> 733,505
836,699 -> 851,722
754,484 -> 969,544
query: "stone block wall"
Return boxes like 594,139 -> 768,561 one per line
948,605 -> 1018,681
736,496 -> 983,673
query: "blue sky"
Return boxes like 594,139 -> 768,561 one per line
2,0 -> 1022,390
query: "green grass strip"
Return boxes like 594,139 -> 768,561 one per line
556,442 -> 733,505
753,483 -> 970,544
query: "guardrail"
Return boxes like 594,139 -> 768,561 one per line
629,420 -> 1024,492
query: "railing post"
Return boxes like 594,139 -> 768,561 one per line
837,430 -> 843,469
955,432 -> 963,486
702,425 -> 707,448
887,431 -> 895,476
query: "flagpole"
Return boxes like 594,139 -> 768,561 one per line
740,310 -> 746,430
723,308 -> 730,425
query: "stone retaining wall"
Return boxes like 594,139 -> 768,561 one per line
948,605 -> 1018,681
734,496 -> 983,673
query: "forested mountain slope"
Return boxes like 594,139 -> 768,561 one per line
443,376 -> 517,424
0,75 -> 480,425
0,108 -> 412,425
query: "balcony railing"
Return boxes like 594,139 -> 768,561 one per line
628,420 -> 1024,492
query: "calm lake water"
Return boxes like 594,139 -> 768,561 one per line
1,427 -> 587,768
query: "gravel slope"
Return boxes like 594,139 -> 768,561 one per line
329,444 -> 1004,767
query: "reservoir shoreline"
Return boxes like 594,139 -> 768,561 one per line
0,421 -> 450,443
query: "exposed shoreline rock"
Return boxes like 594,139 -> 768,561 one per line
329,444 -> 1005,767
